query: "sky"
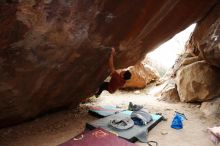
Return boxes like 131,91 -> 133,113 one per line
146,23 -> 196,69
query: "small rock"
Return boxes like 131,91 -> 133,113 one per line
160,80 -> 180,102
187,104 -> 191,108
161,131 -> 168,135
200,97 -> 220,116
165,108 -> 172,111
192,104 -> 198,108
134,90 -> 141,94
196,105 -> 201,108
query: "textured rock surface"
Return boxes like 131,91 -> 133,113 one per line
160,80 -> 180,102
122,63 -> 159,89
188,2 -> 220,67
0,0 -> 218,127
165,53 -> 202,79
200,97 -> 220,116
176,61 -> 220,102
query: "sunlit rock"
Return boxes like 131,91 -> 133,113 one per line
176,60 -> 220,102
122,63 -> 159,89
200,97 -> 220,116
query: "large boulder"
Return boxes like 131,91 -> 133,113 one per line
200,97 -> 220,116
0,0 -> 218,127
122,63 -> 159,89
164,53 -> 202,79
176,60 -> 220,102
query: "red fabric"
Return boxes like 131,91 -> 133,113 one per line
108,71 -> 126,93
59,128 -> 137,146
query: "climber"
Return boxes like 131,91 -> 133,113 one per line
95,47 -> 132,97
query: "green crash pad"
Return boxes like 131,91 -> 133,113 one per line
86,112 -> 162,143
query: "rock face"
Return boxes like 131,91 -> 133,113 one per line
176,61 -> 220,102
200,97 -> 220,116
188,2 -> 220,67
0,0 -> 218,127
164,53 -> 202,79
160,80 -> 180,102
122,63 -> 159,89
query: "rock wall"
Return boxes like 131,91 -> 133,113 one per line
0,0 -> 218,127
174,1 -> 220,103
188,2 -> 220,67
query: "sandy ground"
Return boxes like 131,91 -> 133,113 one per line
0,86 -> 219,146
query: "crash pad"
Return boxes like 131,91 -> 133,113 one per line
58,128 -> 137,146
86,113 -> 162,142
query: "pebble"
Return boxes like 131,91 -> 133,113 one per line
188,104 -> 193,108
165,108 -> 172,111
196,105 -> 201,108
161,131 -> 168,135
134,90 -> 141,94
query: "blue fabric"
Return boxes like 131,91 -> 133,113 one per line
131,117 -> 145,126
131,113 -> 161,126
171,113 -> 185,129
131,110 -> 152,126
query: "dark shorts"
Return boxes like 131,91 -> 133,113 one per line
96,82 -> 109,96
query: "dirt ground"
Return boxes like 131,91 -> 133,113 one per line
0,85 -> 219,146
